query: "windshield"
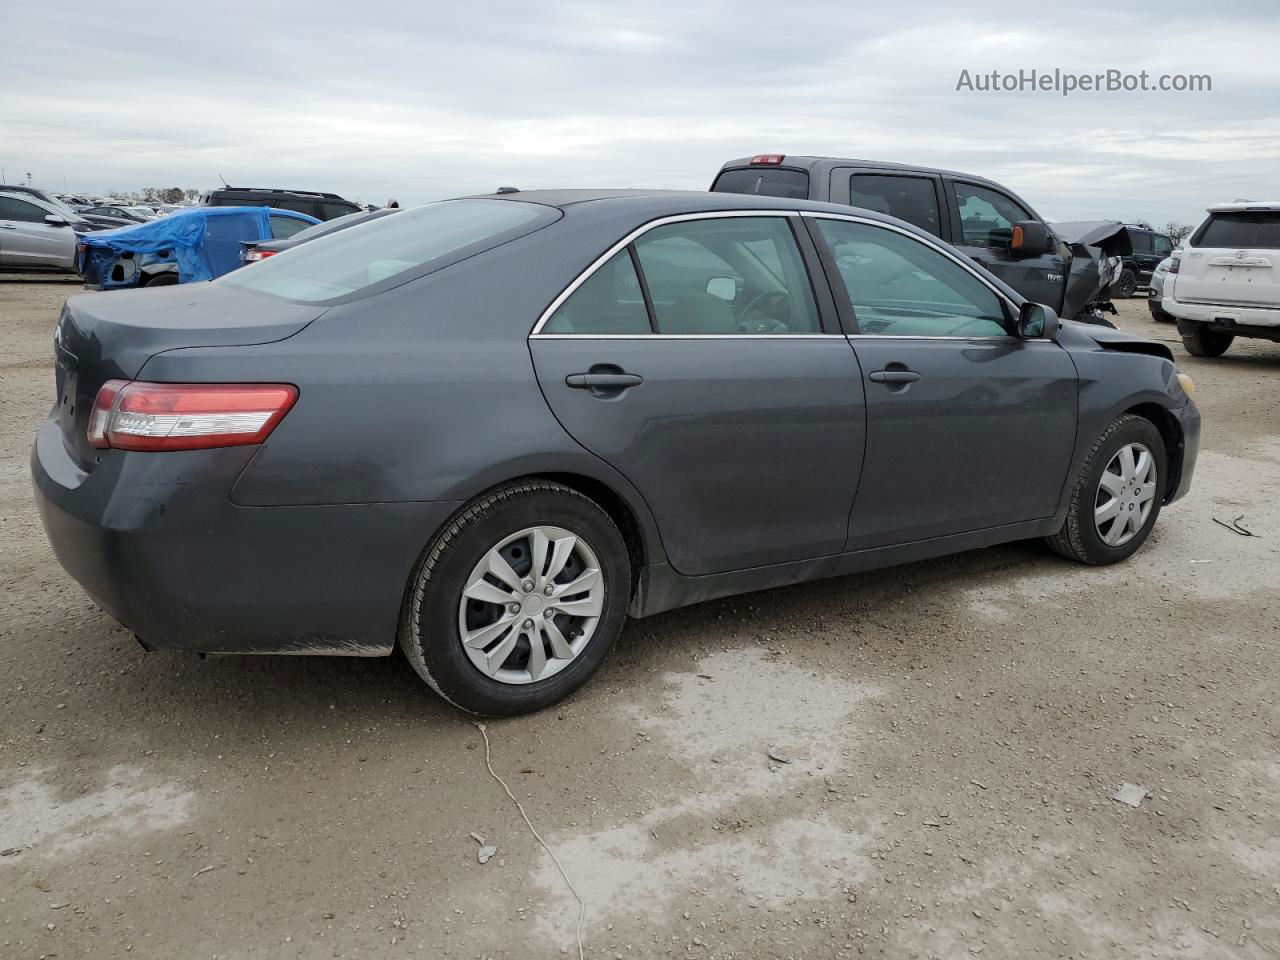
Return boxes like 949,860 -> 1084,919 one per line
220,199 -> 557,302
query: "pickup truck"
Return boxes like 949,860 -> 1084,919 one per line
712,154 -> 1122,325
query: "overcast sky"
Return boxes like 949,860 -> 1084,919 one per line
5,2 -> 1278,228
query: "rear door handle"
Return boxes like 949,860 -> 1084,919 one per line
0,223 -> 17,230
868,370 -> 921,384
566,372 -> 643,389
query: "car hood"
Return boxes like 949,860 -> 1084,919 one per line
1053,221 -> 1134,256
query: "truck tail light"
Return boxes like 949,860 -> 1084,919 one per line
243,248 -> 276,262
87,380 -> 298,451
750,154 -> 785,165
1168,254 -> 1180,274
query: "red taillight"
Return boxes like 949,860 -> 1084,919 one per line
1168,255 -> 1180,274
243,249 -> 276,262
87,381 -> 298,452
750,154 -> 785,165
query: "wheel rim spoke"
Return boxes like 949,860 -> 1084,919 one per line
545,535 -> 578,583
1136,481 -> 1156,506
529,528 -> 550,580
464,614 -> 516,650
551,567 -> 599,598
556,593 -> 604,618
1118,445 -> 1136,482
1098,470 -> 1125,497
544,618 -> 574,659
1095,499 -> 1121,524
485,551 -> 524,593
483,628 -> 521,675
526,624 -> 548,681
464,574 -> 516,607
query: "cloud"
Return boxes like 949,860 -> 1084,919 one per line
4,0 -> 1278,226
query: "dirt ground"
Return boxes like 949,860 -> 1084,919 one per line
1,276 -> 1277,960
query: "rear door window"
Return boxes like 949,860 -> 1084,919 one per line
951,182 -> 1033,248
276,199 -> 319,218
635,217 -> 819,334
850,174 -> 941,236
542,250 -> 650,334
1153,234 -> 1174,257
1194,212 -> 1280,249
711,168 -> 810,199
321,202 -> 358,219
1132,231 -> 1153,253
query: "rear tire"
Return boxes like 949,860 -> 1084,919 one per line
142,272 -> 178,287
1181,323 -> 1233,357
1046,414 -> 1166,565
398,481 -> 631,716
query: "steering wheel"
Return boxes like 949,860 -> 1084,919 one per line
738,290 -> 791,333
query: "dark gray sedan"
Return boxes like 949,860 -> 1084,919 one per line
32,190 -> 1200,715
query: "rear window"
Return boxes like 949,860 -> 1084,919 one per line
1193,212 -> 1280,249
712,167 -> 810,200
221,199 -> 557,302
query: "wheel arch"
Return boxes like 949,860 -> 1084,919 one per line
1123,402 -> 1184,502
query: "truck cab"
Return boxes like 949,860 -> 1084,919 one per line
712,154 -> 1113,324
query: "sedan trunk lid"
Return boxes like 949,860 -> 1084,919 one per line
53,283 -> 325,469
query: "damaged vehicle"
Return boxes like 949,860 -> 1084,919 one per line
78,206 -> 317,290
712,155 -> 1125,325
33,190 -> 1199,715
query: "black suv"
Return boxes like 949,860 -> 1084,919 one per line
1116,225 -> 1174,297
200,186 -> 362,221
712,155 -> 1121,324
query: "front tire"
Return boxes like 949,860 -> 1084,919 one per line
399,481 -> 631,716
1181,323 -> 1233,357
1046,414 -> 1166,565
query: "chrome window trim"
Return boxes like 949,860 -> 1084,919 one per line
530,333 -> 842,340
528,210 -> 807,339
798,210 -> 1023,330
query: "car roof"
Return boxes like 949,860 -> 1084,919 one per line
1206,201 -> 1280,213
479,187 -> 892,217
716,154 -> 1006,187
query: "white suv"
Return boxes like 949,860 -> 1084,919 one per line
1163,202 -> 1280,357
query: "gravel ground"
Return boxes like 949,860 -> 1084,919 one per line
1,277 -> 1277,959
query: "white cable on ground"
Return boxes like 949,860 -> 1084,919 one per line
474,721 -> 586,960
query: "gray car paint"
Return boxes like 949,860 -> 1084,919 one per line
32,190 -> 1199,656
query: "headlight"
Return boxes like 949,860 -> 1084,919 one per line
1176,372 -> 1195,397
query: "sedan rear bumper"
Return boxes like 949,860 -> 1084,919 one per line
31,415 -> 460,655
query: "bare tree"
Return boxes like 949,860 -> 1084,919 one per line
1162,221 -> 1194,246
183,188 -> 200,202
163,187 -> 185,204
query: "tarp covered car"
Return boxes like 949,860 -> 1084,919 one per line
77,206 -> 318,290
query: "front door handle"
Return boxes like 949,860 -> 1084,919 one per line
566,372 -> 644,389
0,223 -> 18,230
868,369 -> 921,384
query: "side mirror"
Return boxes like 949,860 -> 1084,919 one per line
44,215 -> 69,227
1017,302 -> 1060,340
1010,220 -> 1053,258
705,276 -> 737,302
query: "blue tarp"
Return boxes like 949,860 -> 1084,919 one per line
79,206 -> 318,285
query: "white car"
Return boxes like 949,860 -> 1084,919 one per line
1163,202 -> 1280,356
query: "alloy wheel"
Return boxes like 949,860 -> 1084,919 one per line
456,525 -> 604,684
1094,442 -> 1157,547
